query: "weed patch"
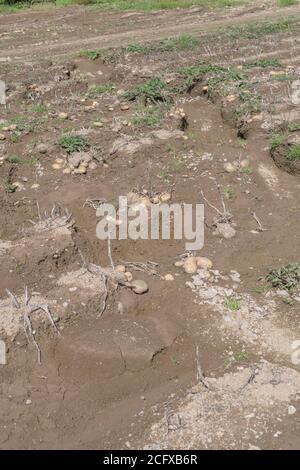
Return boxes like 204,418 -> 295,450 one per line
58,135 -> 89,154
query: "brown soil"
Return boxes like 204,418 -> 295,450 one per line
0,0 -> 300,450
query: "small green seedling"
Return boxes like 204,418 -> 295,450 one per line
224,296 -> 241,311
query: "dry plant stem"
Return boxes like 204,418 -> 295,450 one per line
6,287 -> 60,364
196,345 -> 211,390
251,211 -> 267,232
121,261 -> 159,276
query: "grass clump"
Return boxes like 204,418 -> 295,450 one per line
126,43 -> 153,54
124,77 -> 171,104
5,183 -> 18,193
270,133 -> 286,150
88,84 -> 115,97
58,135 -> 89,154
161,34 -> 199,51
288,122 -> 300,132
224,296 -> 241,311
93,1 -> 246,12
278,0 -> 298,6
286,144 -> 300,161
6,155 -> 22,164
79,49 -> 102,60
178,63 -> 226,91
266,263 -> 300,290
245,58 -> 282,68
131,104 -> 166,127
225,17 -> 299,39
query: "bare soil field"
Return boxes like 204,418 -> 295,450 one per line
0,0 -> 300,450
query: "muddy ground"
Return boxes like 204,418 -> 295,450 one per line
0,0 -> 300,450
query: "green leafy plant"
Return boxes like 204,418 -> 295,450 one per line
6,155 -> 22,164
286,144 -> 300,161
58,135 -> 89,154
79,49 -> 102,60
278,0 -> 298,7
245,58 -> 281,68
162,34 -> 199,51
266,263 -> 300,290
124,77 -> 171,104
223,187 -> 235,199
131,104 -> 166,127
270,133 -> 286,150
288,122 -> 300,132
87,84 -> 115,97
5,183 -> 18,193
235,350 -> 249,361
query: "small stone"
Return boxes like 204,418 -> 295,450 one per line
52,163 -> 62,170
116,265 -> 126,273
12,181 -> 25,191
240,158 -> 250,168
0,133 -> 6,140
174,260 -> 184,267
196,257 -> 213,270
160,192 -> 171,203
227,94 -> 237,102
164,274 -> 174,281
140,196 -> 151,208
288,405 -> 296,415
125,271 -> 133,282
55,158 -> 64,164
63,167 -> 71,174
120,104 -> 129,111
36,143 -> 48,154
74,165 -> 87,174
127,192 -> 140,205
224,162 -> 237,173
58,112 -> 68,120
93,121 -> 103,128
130,279 -> 148,294
25,399 -> 32,405
183,257 -> 197,274
88,161 -> 97,170
31,183 -> 40,189
152,196 -> 160,204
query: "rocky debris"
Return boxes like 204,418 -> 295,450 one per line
127,190 -> 172,208
141,362 -> 300,450
176,256 -> 213,274
213,222 -> 237,239
164,274 -> 174,281
57,268 -> 107,296
68,151 -> 91,169
188,265 -> 297,356
0,133 -> 6,141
